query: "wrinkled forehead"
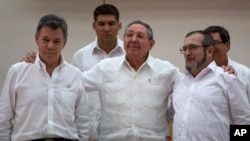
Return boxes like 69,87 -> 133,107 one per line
127,23 -> 147,34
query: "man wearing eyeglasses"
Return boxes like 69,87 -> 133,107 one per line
171,30 -> 250,141
205,25 -> 250,104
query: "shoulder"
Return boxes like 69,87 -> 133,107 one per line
214,65 -> 239,84
73,42 -> 95,56
150,57 -> 180,72
5,62 -> 37,79
230,59 -> 250,74
63,61 -> 82,74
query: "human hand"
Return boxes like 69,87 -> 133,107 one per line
20,51 -> 36,63
166,136 -> 172,141
222,65 -> 237,76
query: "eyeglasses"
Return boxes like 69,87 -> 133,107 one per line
179,45 -> 208,54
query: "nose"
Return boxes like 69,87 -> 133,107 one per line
103,24 -> 110,32
131,35 -> 137,42
184,48 -> 192,55
47,41 -> 54,49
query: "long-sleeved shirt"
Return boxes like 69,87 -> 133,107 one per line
83,55 -> 180,141
228,58 -> 250,104
172,61 -> 250,141
71,37 -> 124,140
0,55 -> 89,141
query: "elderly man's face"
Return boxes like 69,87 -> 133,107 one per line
124,23 -> 154,61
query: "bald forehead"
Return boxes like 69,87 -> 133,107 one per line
185,33 -> 203,42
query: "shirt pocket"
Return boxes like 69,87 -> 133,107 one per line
104,82 -> 126,105
61,89 -> 78,116
140,82 -> 168,108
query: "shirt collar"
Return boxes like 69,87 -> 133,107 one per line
92,37 -> 124,55
34,52 -> 66,70
184,61 -> 217,78
121,54 -> 155,71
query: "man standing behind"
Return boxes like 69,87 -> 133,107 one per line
71,4 -> 124,141
172,30 -> 250,141
205,25 -> 250,103
83,19 -> 180,141
0,14 -> 89,141
71,4 -> 124,71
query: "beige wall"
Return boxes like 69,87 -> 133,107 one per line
1,0 -> 250,88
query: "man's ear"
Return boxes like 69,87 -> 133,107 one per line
225,41 -> 230,51
92,22 -> 96,29
149,39 -> 155,51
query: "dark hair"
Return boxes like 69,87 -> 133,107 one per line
204,25 -> 230,44
124,19 -> 154,40
185,30 -> 214,47
93,4 -> 120,22
36,14 -> 68,39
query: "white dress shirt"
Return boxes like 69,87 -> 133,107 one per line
71,37 -> 124,140
83,55 -> 180,141
0,55 -> 89,141
71,37 -> 124,72
229,58 -> 250,104
172,61 -> 250,141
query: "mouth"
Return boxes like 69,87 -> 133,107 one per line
103,34 -> 112,38
46,52 -> 56,56
185,57 -> 194,65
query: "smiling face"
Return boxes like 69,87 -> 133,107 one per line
183,32 -> 214,76
124,23 -> 154,62
35,26 -> 66,65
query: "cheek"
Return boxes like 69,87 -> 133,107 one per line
214,47 -> 221,53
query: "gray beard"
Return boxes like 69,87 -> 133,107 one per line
186,53 -> 207,73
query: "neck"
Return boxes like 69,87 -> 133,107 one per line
45,58 -> 61,77
190,59 -> 212,77
215,56 -> 228,66
126,55 -> 148,71
98,39 -> 117,54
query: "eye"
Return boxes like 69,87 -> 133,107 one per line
125,33 -> 133,37
97,22 -> 105,26
108,22 -> 116,26
53,39 -> 62,45
189,45 -> 198,50
42,38 -> 49,42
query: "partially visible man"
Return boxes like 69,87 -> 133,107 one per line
205,25 -> 250,103
83,19 -> 180,141
172,30 -> 250,141
0,14 -> 89,141
71,4 -> 124,71
71,4 -> 124,141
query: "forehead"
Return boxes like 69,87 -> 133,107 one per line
127,23 -> 147,33
210,32 -> 221,40
38,27 -> 64,38
96,15 -> 117,22
184,33 -> 203,45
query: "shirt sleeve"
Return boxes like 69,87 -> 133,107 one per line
0,65 -> 18,140
75,76 -> 90,141
167,94 -> 174,124
227,77 -> 250,124
71,52 -> 80,68
82,63 -> 102,140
